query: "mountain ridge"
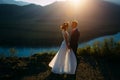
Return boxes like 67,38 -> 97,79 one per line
0,1 -> 120,47
0,0 -> 29,6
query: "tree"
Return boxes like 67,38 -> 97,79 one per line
9,48 -> 17,57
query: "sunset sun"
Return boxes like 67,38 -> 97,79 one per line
69,0 -> 81,5
68,0 -> 85,8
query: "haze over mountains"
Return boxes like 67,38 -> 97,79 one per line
0,0 -> 120,47
0,0 -> 29,5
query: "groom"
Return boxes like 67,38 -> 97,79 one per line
68,20 -> 80,79
70,20 -> 80,59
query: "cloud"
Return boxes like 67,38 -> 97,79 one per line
15,0 -> 65,6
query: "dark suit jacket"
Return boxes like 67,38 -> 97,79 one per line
70,28 -> 80,56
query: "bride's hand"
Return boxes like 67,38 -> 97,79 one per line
67,45 -> 71,50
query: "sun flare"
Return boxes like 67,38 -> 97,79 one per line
69,0 -> 81,5
67,0 -> 85,8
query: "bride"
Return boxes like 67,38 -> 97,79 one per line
49,22 -> 77,74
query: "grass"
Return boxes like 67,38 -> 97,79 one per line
0,38 -> 120,80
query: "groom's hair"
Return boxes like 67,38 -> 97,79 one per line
72,20 -> 78,27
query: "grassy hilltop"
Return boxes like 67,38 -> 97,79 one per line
0,38 -> 120,80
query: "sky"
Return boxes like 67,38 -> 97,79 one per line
0,0 -> 120,6
15,0 -> 120,6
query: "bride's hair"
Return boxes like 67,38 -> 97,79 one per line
60,22 -> 69,30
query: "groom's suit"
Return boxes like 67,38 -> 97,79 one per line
70,28 -> 80,58
67,28 -> 80,79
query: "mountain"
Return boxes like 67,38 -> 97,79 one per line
0,1 -> 120,47
0,0 -> 29,6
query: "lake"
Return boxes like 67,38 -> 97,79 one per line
0,47 -> 59,57
0,32 -> 120,57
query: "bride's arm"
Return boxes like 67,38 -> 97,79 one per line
64,32 -> 70,49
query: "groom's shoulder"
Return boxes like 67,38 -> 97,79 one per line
76,29 -> 80,36
76,28 -> 80,33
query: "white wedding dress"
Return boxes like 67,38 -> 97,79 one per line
49,31 -> 77,74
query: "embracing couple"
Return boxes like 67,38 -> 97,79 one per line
49,20 -> 80,79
